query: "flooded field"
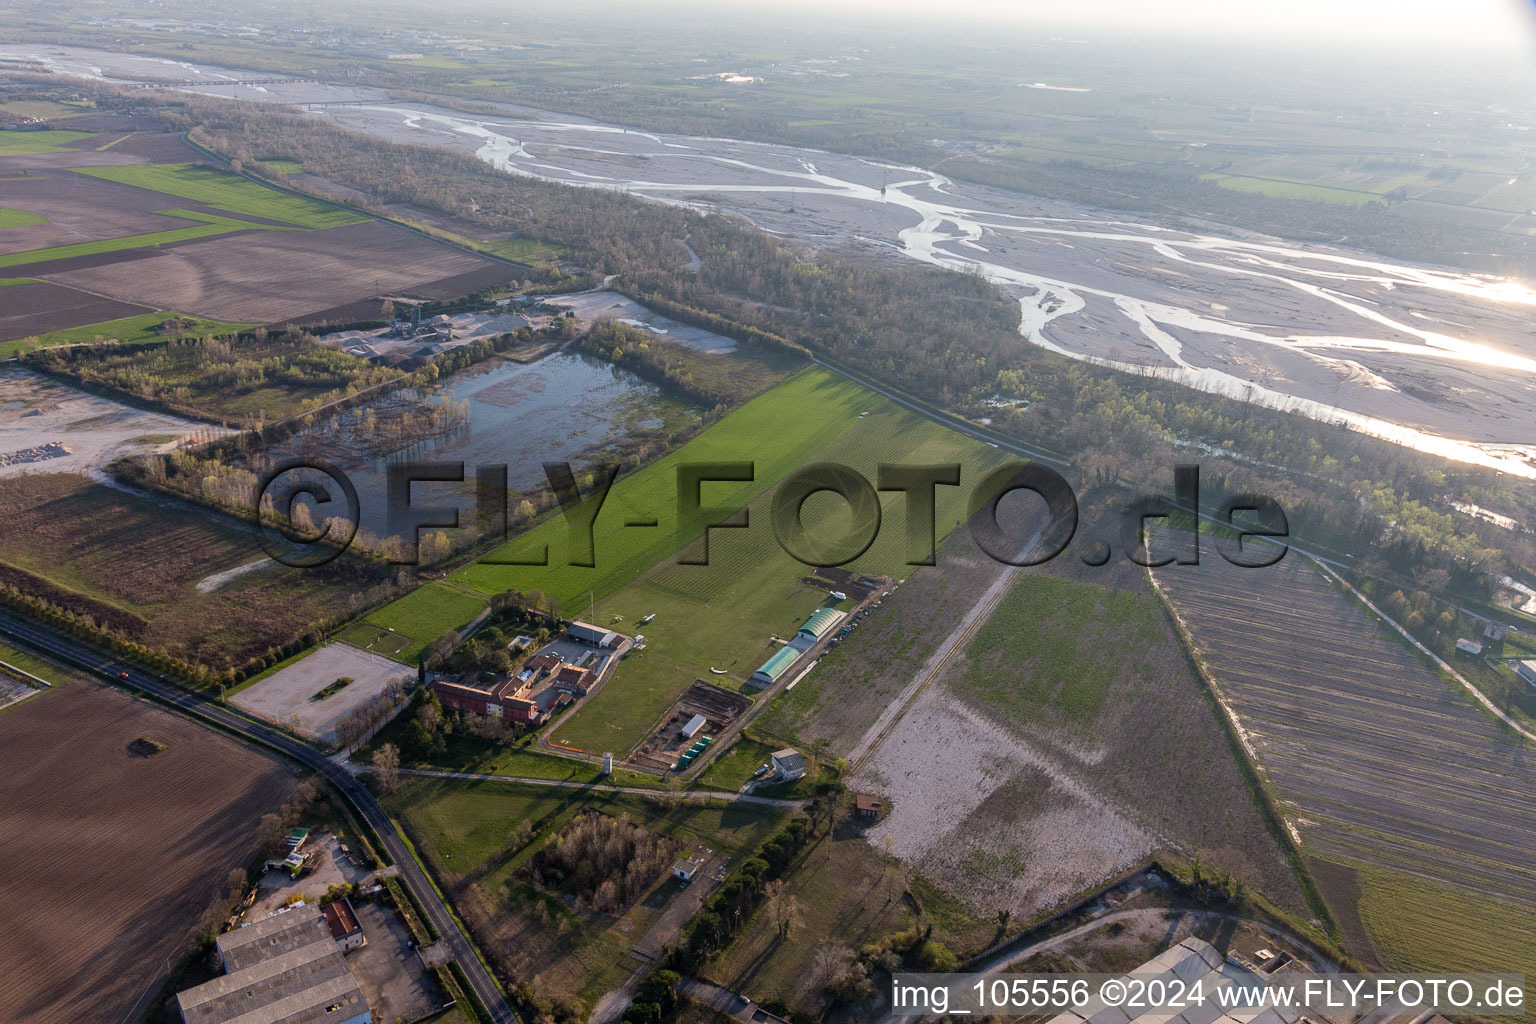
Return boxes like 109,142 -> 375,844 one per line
265,351 -> 698,540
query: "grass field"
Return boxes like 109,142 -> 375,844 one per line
0,130 -> 95,155
0,207 -> 49,228
386,775 -> 786,1009
73,164 -> 367,229
0,310 -> 257,357
361,713 -> 663,787
0,277 -> 40,287
258,158 -> 306,175
360,582 -> 488,663
451,368 -> 875,606
1358,864 -> 1535,1012
485,235 -> 566,263
341,622 -> 414,657
0,641 -> 65,685
949,573 -> 1167,731
546,391 -> 1007,754
1200,173 -> 1383,206
695,736 -> 779,791
0,208 -> 294,269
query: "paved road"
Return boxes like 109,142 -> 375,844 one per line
394,766 -> 807,806
0,609 -> 520,1024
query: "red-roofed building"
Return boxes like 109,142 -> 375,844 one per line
554,665 -> 590,696
321,898 -> 365,953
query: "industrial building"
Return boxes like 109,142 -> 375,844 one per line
790,607 -> 846,651
1045,937 -> 1301,1024
751,646 -> 800,687
1519,659 -> 1536,689
178,907 -> 370,1024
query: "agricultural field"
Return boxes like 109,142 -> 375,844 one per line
385,775 -> 786,1013
73,162 -> 368,228
1355,865 -> 1536,977
1154,553 -> 1536,967
0,121 -> 510,337
0,473 -> 394,673
0,674 -> 295,1024
0,306 -> 256,357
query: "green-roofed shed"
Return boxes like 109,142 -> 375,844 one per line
751,645 -> 800,687
798,607 -> 847,641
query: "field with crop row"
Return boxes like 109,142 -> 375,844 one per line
1158,556 -> 1536,906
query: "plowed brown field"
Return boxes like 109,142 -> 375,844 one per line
0,676 -> 294,1023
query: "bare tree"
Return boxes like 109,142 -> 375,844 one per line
372,743 -> 401,794
764,878 -> 801,939
257,812 -> 287,858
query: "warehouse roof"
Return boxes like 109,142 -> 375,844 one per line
796,607 -> 846,640
567,620 -> 618,646
1045,938 -> 1302,1024
752,646 -> 800,683
179,934 -> 366,1024
217,908 -> 333,972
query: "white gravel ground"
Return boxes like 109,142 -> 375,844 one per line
232,643 -> 413,744
854,683 -> 1155,916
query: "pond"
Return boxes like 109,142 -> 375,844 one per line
266,351 -> 698,542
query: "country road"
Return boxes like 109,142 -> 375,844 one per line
0,609 -> 521,1024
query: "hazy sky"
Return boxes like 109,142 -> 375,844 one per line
757,0 -> 1536,50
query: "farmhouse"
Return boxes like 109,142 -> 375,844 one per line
771,748 -> 806,782
854,794 -> 883,820
179,907 -> 371,1024
751,646 -> 800,687
566,620 -> 619,648
791,607 -> 846,651
321,898 -> 366,953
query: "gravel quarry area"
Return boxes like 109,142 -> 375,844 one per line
0,367 -> 207,478
854,684 -> 1156,916
547,289 -> 738,353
